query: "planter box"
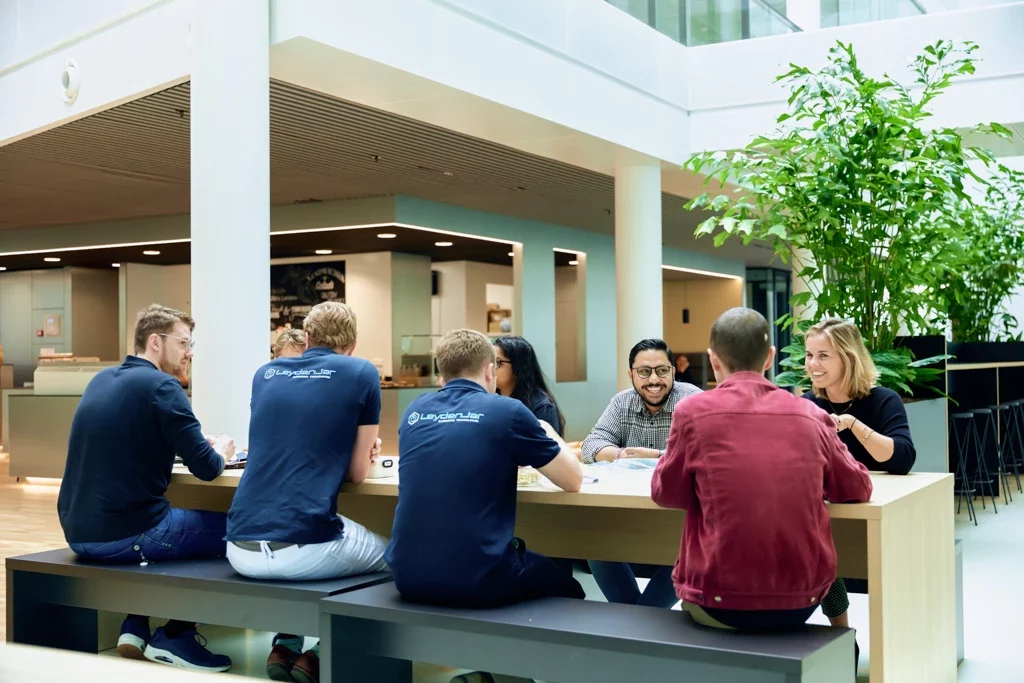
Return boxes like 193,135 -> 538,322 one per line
947,341 -> 1024,364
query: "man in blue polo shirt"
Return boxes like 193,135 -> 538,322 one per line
386,328 -> 584,608
57,304 -> 231,672
226,301 -> 385,683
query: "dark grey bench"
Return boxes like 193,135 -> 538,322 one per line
6,548 -> 391,674
319,582 -> 855,683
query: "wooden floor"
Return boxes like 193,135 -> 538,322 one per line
0,452 -> 65,641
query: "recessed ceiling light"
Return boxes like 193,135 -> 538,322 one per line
568,260 -> 579,266
112,263 -> 121,268
0,266 -> 6,271
377,233 -> 397,239
507,252 -> 515,257
315,249 -> 333,255
435,241 -> 453,247
442,171 -> 455,177
44,257 -> 61,263
143,250 -> 160,256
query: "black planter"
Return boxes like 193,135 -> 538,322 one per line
947,341 -> 1024,364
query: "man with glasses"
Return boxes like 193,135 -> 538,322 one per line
58,304 -> 234,672
581,338 -> 700,607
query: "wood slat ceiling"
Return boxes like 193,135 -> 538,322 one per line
0,80 -> 770,264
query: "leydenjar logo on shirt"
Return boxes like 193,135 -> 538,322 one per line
408,411 -> 484,425
264,368 -> 337,380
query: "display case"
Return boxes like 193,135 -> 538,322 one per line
33,361 -> 118,395
394,334 -> 441,388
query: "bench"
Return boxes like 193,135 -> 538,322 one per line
319,583 -> 856,683
6,548 -> 391,668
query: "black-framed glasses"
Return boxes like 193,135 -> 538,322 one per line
159,334 -> 195,351
632,364 -> 672,379
495,359 -> 512,369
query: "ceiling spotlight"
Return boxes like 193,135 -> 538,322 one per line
0,266 -> 6,271
44,257 -> 61,263
315,249 -> 333,255
143,250 -> 160,256
112,263 -> 121,268
507,252 -> 515,257
442,171 -> 455,177
568,260 -> 579,266
435,241 -> 453,247
377,233 -> 397,239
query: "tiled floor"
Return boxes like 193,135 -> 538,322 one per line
1,451 -> 1016,681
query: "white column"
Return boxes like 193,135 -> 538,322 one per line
190,0 -> 269,446
786,0 -> 821,31
615,158 -> 663,391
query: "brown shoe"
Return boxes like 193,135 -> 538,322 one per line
266,645 -> 299,681
290,650 -> 319,683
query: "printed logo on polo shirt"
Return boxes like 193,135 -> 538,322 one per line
407,411 -> 484,425
263,368 -> 337,380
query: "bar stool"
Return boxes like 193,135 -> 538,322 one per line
985,405 -> 1015,504
969,409 -> 1000,512
949,412 -> 979,524
1003,399 -> 1024,493
991,403 -> 1024,493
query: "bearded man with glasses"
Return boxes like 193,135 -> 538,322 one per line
580,338 -> 701,608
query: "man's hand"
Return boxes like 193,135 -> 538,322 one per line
211,435 -> 236,462
831,414 -> 856,432
370,438 -> 382,463
619,447 -> 661,459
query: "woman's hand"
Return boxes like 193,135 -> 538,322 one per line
831,414 -> 856,432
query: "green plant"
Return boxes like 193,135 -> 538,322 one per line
683,40 -> 1008,393
939,165 -> 1024,342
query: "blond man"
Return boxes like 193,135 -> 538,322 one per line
227,302 -> 386,683
386,329 -> 584,608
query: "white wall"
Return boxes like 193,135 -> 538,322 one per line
335,252 -> 393,375
0,269 -> 70,385
431,262 -> 468,335
466,262 -> 514,334
430,261 -> 515,335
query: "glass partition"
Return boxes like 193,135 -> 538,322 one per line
605,0 -> 799,46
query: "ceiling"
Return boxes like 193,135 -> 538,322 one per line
0,225 -> 592,272
0,80 -> 775,266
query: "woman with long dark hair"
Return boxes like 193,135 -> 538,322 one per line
493,336 -> 566,436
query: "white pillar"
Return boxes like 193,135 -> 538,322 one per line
786,0 -> 821,31
615,159 -> 663,391
190,0 -> 269,446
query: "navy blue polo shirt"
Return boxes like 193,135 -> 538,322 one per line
385,379 -> 561,602
227,347 -> 381,544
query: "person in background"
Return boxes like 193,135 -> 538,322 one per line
580,338 -> 701,608
272,328 -> 306,359
387,329 -> 584,608
57,304 -> 232,673
803,318 -> 913,661
653,308 -> 872,641
494,336 -> 565,436
674,353 -> 695,385
227,302 -> 386,683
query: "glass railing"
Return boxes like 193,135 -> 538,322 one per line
820,0 -> 924,28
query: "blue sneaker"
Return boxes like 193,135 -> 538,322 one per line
144,627 -> 231,673
116,615 -> 150,660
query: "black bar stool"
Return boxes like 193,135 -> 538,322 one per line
1004,399 -> 1024,493
969,409 -> 1000,512
949,412 -> 978,524
985,405 -> 1014,504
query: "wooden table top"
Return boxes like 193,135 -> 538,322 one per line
171,465 -> 951,521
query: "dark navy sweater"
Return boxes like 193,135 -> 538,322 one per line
57,356 -> 224,543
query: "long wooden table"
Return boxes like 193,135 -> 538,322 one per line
168,466 -> 956,683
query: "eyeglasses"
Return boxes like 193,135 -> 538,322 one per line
159,334 -> 195,351
495,359 -> 512,369
632,364 -> 673,379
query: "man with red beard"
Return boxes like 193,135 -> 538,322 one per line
57,304 -> 233,673
581,338 -> 701,608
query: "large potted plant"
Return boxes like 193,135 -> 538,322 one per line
682,39 -> 1008,395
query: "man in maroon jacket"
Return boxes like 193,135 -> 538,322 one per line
652,307 -> 872,632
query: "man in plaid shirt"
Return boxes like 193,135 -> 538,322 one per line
581,338 -> 701,607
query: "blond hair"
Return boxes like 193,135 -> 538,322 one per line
134,304 -> 194,354
273,328 -> 306,359
303,302 -> 357,351
435,329 -> 495,380
805,318 -> 879,400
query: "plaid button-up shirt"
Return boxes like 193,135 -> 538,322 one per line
581,382 -> 702,464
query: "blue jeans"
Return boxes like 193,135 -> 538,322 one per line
70,508 -> 227,564
588,561 -> 678,608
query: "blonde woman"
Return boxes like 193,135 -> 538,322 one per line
803,318 -> 917,669
272,328 -> 306,359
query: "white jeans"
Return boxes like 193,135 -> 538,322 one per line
226,515 -> 389,581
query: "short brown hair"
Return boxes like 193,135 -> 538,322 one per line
134,304 -> 194,354
272,328 -> 306,358
805,318 -> 878,400
303,301 -> 357,351
435,329 -> 495,380
710,307 -> 771,372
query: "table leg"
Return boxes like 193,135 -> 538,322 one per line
7,570 -> 101,651
321,612 -> 412,683
866,478 -> 956,683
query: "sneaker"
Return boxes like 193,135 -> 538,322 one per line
266,644 -> 300,681
290,650 -> 320,683
116,616 -> 150,660
144,627 -> 231,673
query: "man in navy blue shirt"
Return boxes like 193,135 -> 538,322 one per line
227,301 -> 385,683
386,328 -> 584,608
57,304 -> 231,672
